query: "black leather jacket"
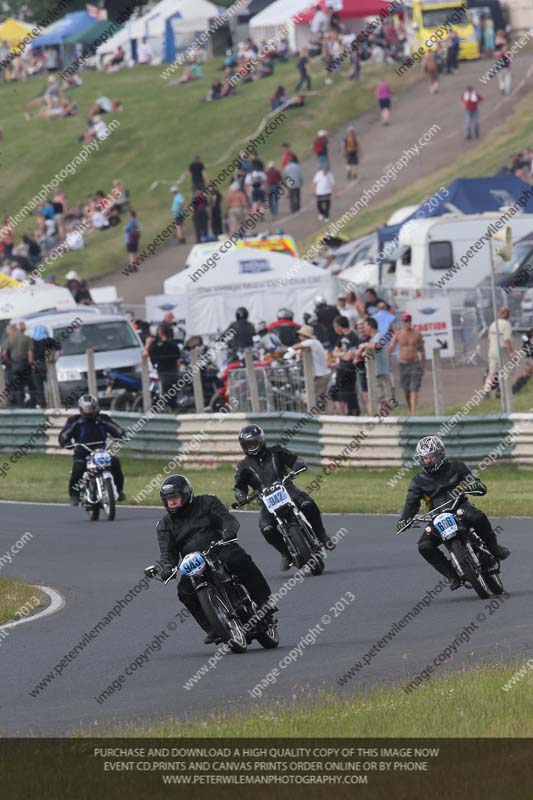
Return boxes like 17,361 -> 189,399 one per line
157,494 -> 240,565
400,460 -> 485,520
234,445 -> 305,498
58,413 -> 126,459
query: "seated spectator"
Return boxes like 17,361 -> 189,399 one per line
137,37 -> 153,65
90,94 -> 113,116
111,178 -> 129,212
172,60 -> 203,85
276,39 -> 290,62
270,85 -> 288,110
206,79 -> 223,101
253,53 -> 274,79
106,45 -> 125,72
82,115 -> 110,143
21,234 -> 42,266
222,50 -> 238,70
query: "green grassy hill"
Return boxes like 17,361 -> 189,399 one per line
1,59 -> 406,283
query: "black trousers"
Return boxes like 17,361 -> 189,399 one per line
418,502 -> 498,577
158,370 -> 178,409
295,72 -> 311,91
193,211 -> 209,243
259,488 -> 327,557
178,543 -> 271,633
70,455 -> 124,496
289,187 -> 301,212
12,360 -> 34,406
33,366 -> 47,407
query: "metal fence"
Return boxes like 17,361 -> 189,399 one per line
228,362 -> 307,413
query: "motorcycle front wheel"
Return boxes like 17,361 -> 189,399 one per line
450,539 -> 491,599
484,572 -> 505,595
102,477 -> 116,521
256,623 -> 280,649
84,481 -> 100,521
197,586 -> 247,653
286,522 -> 313,569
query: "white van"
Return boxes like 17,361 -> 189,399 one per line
395,213 -> 533,296
0,285 -> 76,339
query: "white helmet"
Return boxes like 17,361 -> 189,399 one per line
415,435 -> 447,473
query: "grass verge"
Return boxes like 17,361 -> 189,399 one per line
0,455 -> 530,516
0,576 -> 47,625
97,663 -> 533,737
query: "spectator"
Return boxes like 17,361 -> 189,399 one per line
137,37 -> 153,65
373,302 -> 396,339
314,295 -> 338,348
494,42 -> 512,95
226,182 -> 249,234
313,129 -> 329,170
446,30 -> 460,73
171,185 -> 186,243
364,288 -> 391,315
192,190 -> 209,243
21,234 -> 41,266
224,307 -> 255,352
266,161 -> 282,216
51,190 -> 66,238
295,48 -> 312,91
125,210 -> 140,271
376,79 -> 391,125
1,216 -> 14,259
281,142 -> 296,170
313,165 -> 336,222
337,292 -> 359,326
270,85 -> 288,110
462,86 -> 483,140
112,178 -> 129,212
89,94 -> 113,116
189,156 -> 208,191
484,306 -> 513,394
358,317 -> 393,415
245,168 -> 267,213
3,321 -> 34,406
293,324 -> 331,406
310,6 -> 328,36
388,313 -> 425,414
31,325 -> 60,408
210,188 -> 224,238
106,45 -> 125,72
44,46 -> 59,73
149,324 -> 181,410
343,127 -> 359,180
331,315 -> 360,416
250,150 -> 264,171
423,52 -> 439,94
283,155 -> 303,213
484,16 -> 495,56
268,308 -> 300,347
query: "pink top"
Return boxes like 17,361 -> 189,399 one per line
376,81 -> 391,100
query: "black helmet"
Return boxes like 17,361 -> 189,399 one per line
239,424 -> 266,457
236,306 -> 249,321
159,475 -> 194,515
277,307 -> 294,321
415,436 -> 447,474
78,394 -> 99,420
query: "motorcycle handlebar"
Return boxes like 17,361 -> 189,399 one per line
231,468 -> 307,508
395,488 -> 482,535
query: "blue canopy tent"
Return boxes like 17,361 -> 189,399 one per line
163,11 -> 183,64
34,11 -> 102,68
378,175 -> 533,261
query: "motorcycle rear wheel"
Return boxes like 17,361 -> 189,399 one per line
450,539 -> 491,599
197,586 -> 247,653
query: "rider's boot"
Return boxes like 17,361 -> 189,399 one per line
433,558 -> 461,591
69,493 -> 79,507
485,534 -> 511,561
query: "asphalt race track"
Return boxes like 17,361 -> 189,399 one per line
1,503 -> 532,735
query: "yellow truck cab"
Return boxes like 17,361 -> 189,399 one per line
404,0 -> 480,61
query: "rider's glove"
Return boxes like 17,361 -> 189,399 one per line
221,529 -> 236,543
395,518 -> 411,533
234,490 -> 247,505
466,480 -> 485,494
160,564 -> 175,581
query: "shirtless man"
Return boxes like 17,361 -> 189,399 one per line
388,313 -> 425,414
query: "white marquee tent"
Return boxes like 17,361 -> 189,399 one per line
96,0 -> 218,63
150,246 -> 335,335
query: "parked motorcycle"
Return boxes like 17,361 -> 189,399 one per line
397,489 -> 505,598
144,539 -> 279,654
233,468 -> 325,576
67,441 -> 118,522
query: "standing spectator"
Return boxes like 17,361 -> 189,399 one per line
124,210 -> 140,271
343,127 -> 359,180
313,165 -> 336,223
337,292 -> 359,326
224,307 -> 255,353
171,185 -> 186,243
346,290 -> 363,322
281,142 -> 296,170
4,322 -> 34,407
283,156 -> 303,213
462,86 -> 483,140
189,156 -> 207,191
149,324 -> 181,410
0,41 -> 9,83
484,16 -> 495,56
373,302 -> 396,340
484,306 -> 513,394
364,287 -> 391,315
1,216 -> 14,258
423,52 -> 439,94
354,319 -> 370,411
331,315 -> 360,416
137,37 -> 153,65
313,129 -> 329,169
310,6 -> 328,36
358,317 -> 393,415
295,48 -> 312,91
226,182 -> 249,234
245,168 -> 267,213
250,150 -> 264,171
494,44 -> 512,95
192,190 -> 209,243
52,189 -> 66,239
210,188 -> 224,237
31,325 -> 60,408
266,161 -> 282,216
388,313 -> 425,414
21,234 -> 41,266
376,79 -> 391,125
446,30 -> 460,73
293,324 -> 331,406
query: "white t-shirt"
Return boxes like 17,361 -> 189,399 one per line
94,119 -> 109,140
300,338 -> 330,377
488,318 -> 512,358
138,41 -> 152,64
313,171 -> 335,196
310,9 -> 328,34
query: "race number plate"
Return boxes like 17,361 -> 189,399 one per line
433,512 -> 459,540
264,486 -> 290,512
180,552 -> 206,577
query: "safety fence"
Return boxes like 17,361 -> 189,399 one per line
0,410 -> 532,468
